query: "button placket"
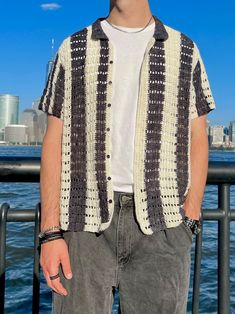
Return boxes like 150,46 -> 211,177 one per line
106,41 -> 115,208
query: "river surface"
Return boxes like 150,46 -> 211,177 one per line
0,146 -> 234,313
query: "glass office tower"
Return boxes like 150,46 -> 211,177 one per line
0,94 -> 19,141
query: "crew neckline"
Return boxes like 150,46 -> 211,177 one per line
101,19 -> 155,33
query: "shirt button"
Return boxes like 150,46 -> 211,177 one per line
107,103 -> 111,107
109,60 -> 113,64
109,199 -> 113,203
107,176 -> 111,180
107,154 -> 110,158
108,81 -> 112,85
106,127 -> 110,131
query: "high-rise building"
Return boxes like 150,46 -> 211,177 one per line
5,125 -> 28,144
229,120 -> 235,144
21,109 -> 39,144
0,94 -> 19,141
32,97 -> 41,111
207,118 -> 214,146
224,127 -> 229,136
45,38 -> 55,85
32,97 -> 47,142
210,125 -> 224,145
45,60 -> 54,85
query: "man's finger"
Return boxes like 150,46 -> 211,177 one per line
50,275 -> 68,296
44,268 -> 67,295
43,269 -> 59,293
60,252 -> 73,280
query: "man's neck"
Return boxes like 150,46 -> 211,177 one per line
108,0 -> 153,28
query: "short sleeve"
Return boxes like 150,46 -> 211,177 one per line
190,44 -> 216,120
38,43 -> 65,120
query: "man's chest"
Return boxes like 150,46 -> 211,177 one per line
66,33 -> 194,135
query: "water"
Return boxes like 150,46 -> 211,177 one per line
0,146 -> 235,313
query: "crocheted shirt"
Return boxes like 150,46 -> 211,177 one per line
38,15 -> 216,235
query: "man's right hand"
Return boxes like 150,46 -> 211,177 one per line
39,238 -> 73,296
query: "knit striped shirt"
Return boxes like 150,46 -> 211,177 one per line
38,15 -> 216,235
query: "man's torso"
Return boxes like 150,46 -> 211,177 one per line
38,15 -> 216,235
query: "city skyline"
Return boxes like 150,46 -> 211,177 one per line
2,91 -> 234,129
1,92 -> 235,149
1,1 -> 234,126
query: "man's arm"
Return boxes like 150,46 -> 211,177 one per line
183,114 -> 209,220
39,115 -> 73,297
39,115 -> 63,230
184,40 -> 216,219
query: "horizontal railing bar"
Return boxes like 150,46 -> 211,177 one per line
0,205 -> 37,222
7,210 -> 37,222
3,208 -> 235,222
0,156 -> 40,182
1,157 -> 235,184
202,210 -> 235,220
207,161 -> 235,184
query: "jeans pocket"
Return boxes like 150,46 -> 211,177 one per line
180,221 -> 193,243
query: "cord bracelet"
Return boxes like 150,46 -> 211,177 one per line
38,225 -> 62,238
38,230 -> 64,245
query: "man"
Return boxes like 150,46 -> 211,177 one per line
38,0 -> 216,313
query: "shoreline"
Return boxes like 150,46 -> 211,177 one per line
0,143 -> 235,152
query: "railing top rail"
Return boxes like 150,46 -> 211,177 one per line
0,156 -> 235,183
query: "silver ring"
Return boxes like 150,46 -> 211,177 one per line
49,273 -> 60,280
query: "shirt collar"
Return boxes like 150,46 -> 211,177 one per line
91,15 -> 168,41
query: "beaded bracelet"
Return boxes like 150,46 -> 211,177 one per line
39,231 -> 64,245
39,225 -> 61,238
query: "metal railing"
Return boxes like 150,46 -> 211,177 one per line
0,156 -> 235,314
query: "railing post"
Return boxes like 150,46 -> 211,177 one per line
0,203 -> 10,314
32,203 -> 41,314
192,221 -> 203,314
218,183 -> 230,314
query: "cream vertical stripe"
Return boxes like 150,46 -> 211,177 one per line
159,28 -> 183,227
59,37 -> 73,229
84,26 -> 102,230
133,37 -> 156,235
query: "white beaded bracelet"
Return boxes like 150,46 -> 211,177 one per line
39,225 -> 61,238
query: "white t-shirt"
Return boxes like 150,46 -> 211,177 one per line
100,19 -> 155,193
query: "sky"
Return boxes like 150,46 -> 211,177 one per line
1,1 -> 234,126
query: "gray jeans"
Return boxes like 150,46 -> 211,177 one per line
52,191 -> 193,314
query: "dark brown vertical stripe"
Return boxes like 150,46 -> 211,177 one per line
95,40 -> 110,223
145,41 -> 167,232
193,60 -> 212,116
52,63 -> 65,118
177,34 -> 194,208
68,28 -> 88,231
